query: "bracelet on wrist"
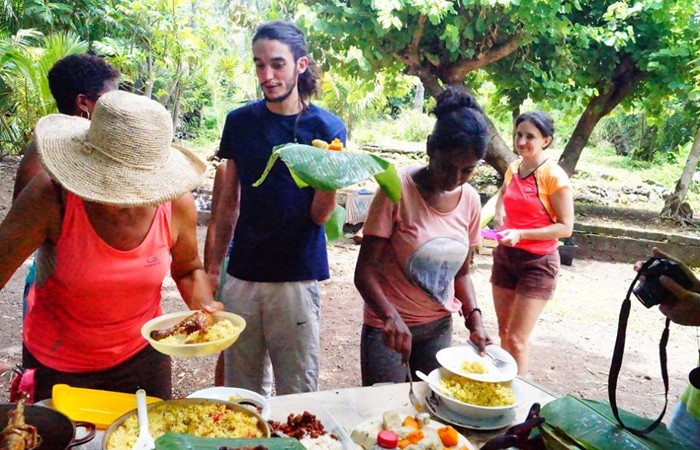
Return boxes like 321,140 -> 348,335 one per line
465,307 -> 482,321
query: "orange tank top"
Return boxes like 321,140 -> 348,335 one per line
24,192 -> 172,372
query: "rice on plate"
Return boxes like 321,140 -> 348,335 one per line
105,401 -> 265,449
159,319 -> 239,344
440,375 -> 515,407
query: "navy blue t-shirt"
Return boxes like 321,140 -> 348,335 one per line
217,100 -> 346,282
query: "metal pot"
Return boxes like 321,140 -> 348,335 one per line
0,404 -> 96,450
101,398 -> 270,449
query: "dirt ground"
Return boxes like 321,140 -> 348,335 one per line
0,154 -> 698,425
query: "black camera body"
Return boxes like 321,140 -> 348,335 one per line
633,257 -> 693,308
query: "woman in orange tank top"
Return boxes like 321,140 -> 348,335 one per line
490,111 -> 574,377
0,91 -> 223,400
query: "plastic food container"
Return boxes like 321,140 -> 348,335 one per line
267,399 -> 354,449
52,384 -> 162,429
141,310 -> 246,357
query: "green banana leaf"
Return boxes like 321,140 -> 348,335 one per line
253,143 -> 401,204
155,432 -> 305,449
539,395 -> 691,450
324,204 -> 346,244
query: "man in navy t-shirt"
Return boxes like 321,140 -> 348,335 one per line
204,20 -> 346,395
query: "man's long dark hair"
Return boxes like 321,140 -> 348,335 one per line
253,20 -> 320,102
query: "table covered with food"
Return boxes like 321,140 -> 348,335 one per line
2,312 -> 562,449
0,378 -> 553,449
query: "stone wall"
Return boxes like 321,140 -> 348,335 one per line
571,223 -> 700,266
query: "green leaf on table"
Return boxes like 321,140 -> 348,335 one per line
155,432 -> 306,449
252,143 -> 401,203
539,395 -> 691,450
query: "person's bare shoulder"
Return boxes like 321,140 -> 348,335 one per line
12,141 -> 44,202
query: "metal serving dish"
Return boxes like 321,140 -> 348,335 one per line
101,398 -> 270,449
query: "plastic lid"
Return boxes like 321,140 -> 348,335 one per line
377,430 -> 399,448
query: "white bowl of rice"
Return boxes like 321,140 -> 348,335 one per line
141,311 -> 246,357
427,368 -> 522,420
102,398 -> 269,449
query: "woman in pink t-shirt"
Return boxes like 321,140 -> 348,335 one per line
355,87 -> 491,385
490,111 -> 574,376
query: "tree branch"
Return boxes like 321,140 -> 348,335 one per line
443,34 -> 521,82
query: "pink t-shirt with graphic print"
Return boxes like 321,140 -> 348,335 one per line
362,168 -> 481,328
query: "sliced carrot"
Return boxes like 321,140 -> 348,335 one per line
401,415 -> 420,430
437,426 -> 459,447
327,138 -> 343,151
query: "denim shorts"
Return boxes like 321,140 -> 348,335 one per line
490,245 -> 560,300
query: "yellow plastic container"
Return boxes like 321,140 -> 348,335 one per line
52,384 -> 162,429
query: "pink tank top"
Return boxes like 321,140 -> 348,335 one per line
24,192 -> 172,372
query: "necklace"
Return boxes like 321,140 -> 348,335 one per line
519,158 -> 546,176
292,100 -> 308,144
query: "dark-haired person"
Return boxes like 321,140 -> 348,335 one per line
13,53 -> 119,201
354,87 -> 491,385
490,111 -> 574,376
0,91 -> 222,401
204,20 -> 346,395
11,54 -> 119,320
634,248 -> 700,448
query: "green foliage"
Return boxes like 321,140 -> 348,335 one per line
353,109 -> 435,145
0,30 -> 87,156
600,104 -> 697,162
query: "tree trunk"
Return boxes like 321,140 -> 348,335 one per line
413,79 -> 424,112
483,116 -> 516,176
417,79 -> 516,176
660,125 -> 700,222
143,55 -> 154,99
558,54 -> 644,176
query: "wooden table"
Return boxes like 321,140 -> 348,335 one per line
81,378 -> 557,449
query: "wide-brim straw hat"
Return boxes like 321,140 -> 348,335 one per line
35,90 -> 206,207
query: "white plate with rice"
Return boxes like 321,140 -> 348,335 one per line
141,310 -> 246,358
436,344 -> 517,383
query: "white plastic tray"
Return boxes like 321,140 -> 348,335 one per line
268,398 -> 355,449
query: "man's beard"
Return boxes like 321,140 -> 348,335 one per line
264,73 -> 298,103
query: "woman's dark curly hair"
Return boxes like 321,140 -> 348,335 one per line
429,86 -> 489,159
253,20 -> 320,102
48,54 -> 119,115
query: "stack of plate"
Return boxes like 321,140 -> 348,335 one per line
425,345 -> 521,430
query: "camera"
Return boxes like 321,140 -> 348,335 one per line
633,257 -> 693,308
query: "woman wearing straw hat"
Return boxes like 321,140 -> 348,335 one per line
0,90 -> 223,401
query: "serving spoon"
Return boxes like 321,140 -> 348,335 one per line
132,389 -> 155,450
415,370 -> 448,395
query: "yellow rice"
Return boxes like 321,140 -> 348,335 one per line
440,375 -> 515,407
106,403 -> 264,449
159,319 -> 239,344
459,360 -> 488,374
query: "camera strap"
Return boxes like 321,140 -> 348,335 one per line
608,271 -> 669,435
